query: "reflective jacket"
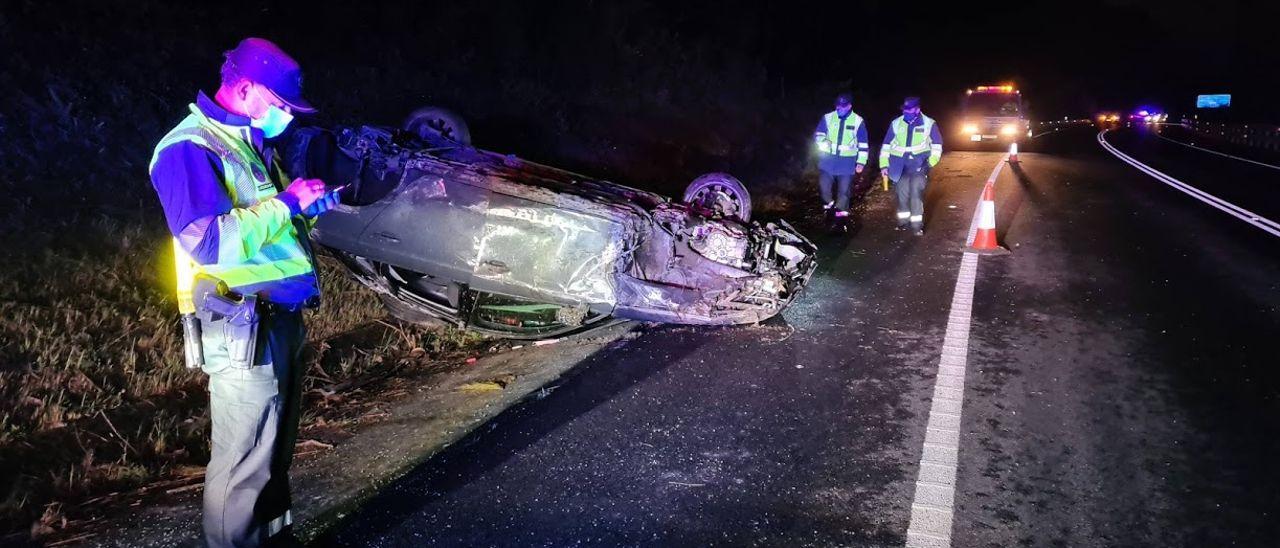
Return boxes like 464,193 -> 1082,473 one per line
149,97 -> 318,314
814,110 -> 869,165
879,114 -> 944,181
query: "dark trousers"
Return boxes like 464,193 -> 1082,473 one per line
893,169 -> 928,228
818,170 -> 854,211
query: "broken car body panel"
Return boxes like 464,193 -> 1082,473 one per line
285,125 -> 817,338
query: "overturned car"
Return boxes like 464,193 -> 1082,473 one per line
284,108 -> 817,338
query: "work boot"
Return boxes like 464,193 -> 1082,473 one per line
823,201 -> 835,210
895,223 -> 907,231
912,223 -> 924,236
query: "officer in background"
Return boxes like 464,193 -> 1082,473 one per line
813,93 -> 868,221
148,37 -> 339,547
880,96 -> 943,235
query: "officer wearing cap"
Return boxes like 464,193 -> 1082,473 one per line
148,37 -> 338,546
813,93 -> 868,219
880,97 -> 943,235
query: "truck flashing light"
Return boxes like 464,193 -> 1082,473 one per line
975,85 -> 1016,93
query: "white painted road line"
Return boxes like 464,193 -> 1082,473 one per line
1154,127 -> 1280,171
905,252 -> 978,548
1097,130 -> 1280,238
905,153 -> 1007,547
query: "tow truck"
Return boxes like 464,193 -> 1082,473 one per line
958,85 -> 1032,145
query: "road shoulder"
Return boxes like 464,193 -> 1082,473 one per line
89,324 -> 638,547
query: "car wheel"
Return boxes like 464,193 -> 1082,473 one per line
404,106 -> 472,145
682,172 -> 752,223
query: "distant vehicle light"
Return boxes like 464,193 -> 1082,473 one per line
1000,124 -> 1017,135
975,85 -> 1016,93
963,123 -> 979,134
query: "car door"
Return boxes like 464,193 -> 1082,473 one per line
358,164 -> 489,287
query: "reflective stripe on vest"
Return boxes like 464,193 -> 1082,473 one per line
885,115 -> 936,156
816,111 -> 863,157
150,104 -> 315,314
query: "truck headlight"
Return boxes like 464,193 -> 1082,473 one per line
962,123 -> 978,134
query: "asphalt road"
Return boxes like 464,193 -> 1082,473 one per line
313,126 -> 1280,547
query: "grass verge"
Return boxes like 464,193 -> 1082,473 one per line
0,215 -> 488,542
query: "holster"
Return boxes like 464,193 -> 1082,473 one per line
181,313 -> 204,369
190,274 -> 261,369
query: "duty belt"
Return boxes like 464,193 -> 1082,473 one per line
182,274 -> 260,369
260,296 -> 317,314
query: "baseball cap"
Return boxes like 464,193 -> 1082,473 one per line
224,37 -> 316,113
901,96 -> 921,109
835,93 -> 853,106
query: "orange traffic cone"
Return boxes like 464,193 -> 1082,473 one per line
1008,142 -> 1019,164
967,181 -> 1009,254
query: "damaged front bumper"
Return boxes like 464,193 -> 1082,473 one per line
613,205 -> 817,325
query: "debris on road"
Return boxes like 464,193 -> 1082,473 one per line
458,375 -> 518,393
295,439 -> 337,458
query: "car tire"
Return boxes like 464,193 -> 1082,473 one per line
404,106 -> 472,145
682,172 -> 752,223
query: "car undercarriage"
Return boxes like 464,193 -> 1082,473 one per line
285,110 -> 817,338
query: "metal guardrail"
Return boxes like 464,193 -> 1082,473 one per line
1179,118 -> 1280,152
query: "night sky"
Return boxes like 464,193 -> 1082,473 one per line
279,0 -> 1263,119
10,0 -> 1263,117
615,0 -> 1256,116
640,0 -> 1261,119
0,0 -> 1271,207
270,0 -> 1262,118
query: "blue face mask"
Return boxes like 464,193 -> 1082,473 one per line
249,88 -> 294,138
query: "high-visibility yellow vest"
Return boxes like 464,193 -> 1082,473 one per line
885,115 -> 935,155
149,104 -> 316,313
880,114 -> 942,167
815,110 -> 865,160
